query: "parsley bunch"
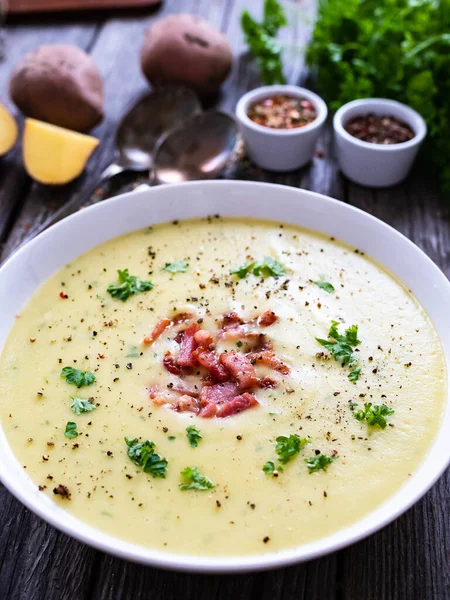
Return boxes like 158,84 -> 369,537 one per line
241,0 -> 287,84
305,453 -> 337,473
179,466 -> 214,491
61,367 -> 95,388
125,437 -> 168,478
306,0 -> 450,197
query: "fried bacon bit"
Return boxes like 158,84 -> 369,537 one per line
53,484 -> 71,499
248,350 -> 290,374
143,318 -> 171,345
163,351 -> 182,375
172,312 -> 193,325
216,393 -> 258,418
257,310 -> 279,327
171,384 -> 199,398
200,382 -> 239,407
193,329 -> 214,348
59,292 -> 68,299
219,351 -> 258,391
193,348 -> 229,382
173,395 -> 200,414
177,323 -> 200,367
258,376 -> 277,389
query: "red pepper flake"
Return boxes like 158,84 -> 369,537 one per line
59,291 -> 68,299
247,95 -> 317,130
98,353 -> 105,359
345,114 -> 415,145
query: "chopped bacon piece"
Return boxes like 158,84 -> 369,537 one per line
200,382 -> 239,406
143,318 -> 171,345
177,323 -> 200,367
149,385 -> 179,405
172,312 -> 193,325
257,311 -> 279,327
216,393 -> 259,418
193,329 -> 214,348
222,312 -> 242,326
258,376 -> 277,389
163,351 -> 182,375
220,351 -> 258,391
172,395 -> 200,414
171,383 -> 200,398
198,402 -> 218,418
174,331 -> 184,344
194,348 -> 229,382
248,350 -> 290,374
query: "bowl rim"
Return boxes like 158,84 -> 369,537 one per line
235,85 -> 328,137
0,180 -> 448,573
333,98 -> 427,151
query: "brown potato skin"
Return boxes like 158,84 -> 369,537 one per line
141,14 -> 232,96
10,44 -> 104,133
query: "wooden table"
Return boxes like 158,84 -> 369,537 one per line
1,1 -> 449,598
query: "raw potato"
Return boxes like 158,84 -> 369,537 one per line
23,119 -> 99,185
141,14 -> 232,96
0,103 -> 18,156
10,44 -> 104,133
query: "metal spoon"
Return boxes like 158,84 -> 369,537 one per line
152,111 -> 239,184
29,87 -> 201,237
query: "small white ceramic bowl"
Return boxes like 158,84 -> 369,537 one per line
236,85 -> 328,172
333,98 -> 427,187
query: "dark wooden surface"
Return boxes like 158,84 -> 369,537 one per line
0,1 -> 449,599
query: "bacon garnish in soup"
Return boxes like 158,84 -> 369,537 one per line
145,310 -> 288,418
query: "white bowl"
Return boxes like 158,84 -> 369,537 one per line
236,85 -> 328,171
333,98 -> 427,187
0,181 -> 449,573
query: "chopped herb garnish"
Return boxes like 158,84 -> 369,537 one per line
316,320 -> 361,366
314,279 -> 335,293
107,269 -> 153,302
305,453 -> 337,473
348,367 -> 361,383
231,256 -> 284,279
186,425 -> 202,448
262,460 -> 283,475
275,434 -> 308,465
61,367 -> 95,388
71,397 -> 96,414
236,341 -> 243,348
179,466 -> 214,491
124,437 -> 168,478
354,403 -> 394,429
64,421 -> 78,438
163,260 -> 188,273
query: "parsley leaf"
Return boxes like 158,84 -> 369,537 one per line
253,256 -> 285,277
262,460 -> 284,475
354,403 -> 395,429
107,269 -> 153,302
305,453 -> 337,473
231,257 -> 284,279
61,367 -> 95,388
186,425 -> 202,448
71,396 -> 96,414
241,0 -> 287,85
348,367 -> 361,383
314,280 -> 335,293
179,466 -> 214,491
163,260 -> 188,273
275,434 -> 308,465
125,437 -> 168,478
64,421 -> 78,438
316,321 -> 361,366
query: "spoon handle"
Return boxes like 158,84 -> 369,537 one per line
28,162 -> 125,239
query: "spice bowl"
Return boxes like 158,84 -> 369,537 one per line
333,98 -> 427,187
235,85 -> 328,172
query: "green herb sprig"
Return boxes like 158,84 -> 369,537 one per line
125,437 -> 168,478
64,421 -> 78,438
186,426 -> 202,448
163,261 -> 188,274
107,269 -> 153,302
316,320 -> 361,382
71,397 -> 96,414
231,256 -> 284,279
241,0 -> 287,85
353,403 -> 395,429
305,453 -> 337,473
179,466 -> 214,491
61,367 -> 95,388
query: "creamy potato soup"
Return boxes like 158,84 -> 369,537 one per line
0,218 -> 446,557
